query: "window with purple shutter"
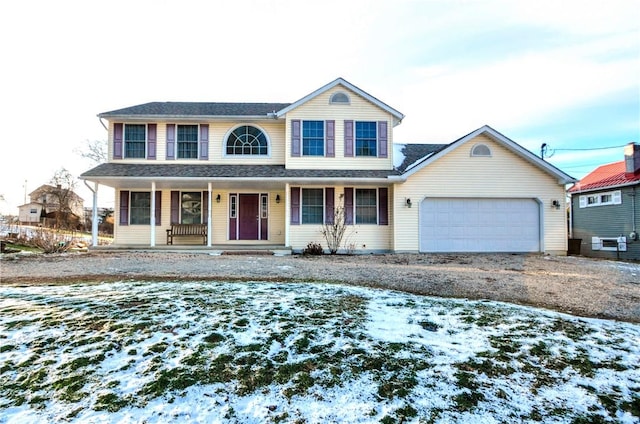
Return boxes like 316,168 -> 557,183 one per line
154,191 -> 162,225
377,121 -> 388,158
166,124 -> 176,160
147,124 -> 157,160
119,190 -> 129,225
344,187 -> 354,225
113,123 -> 123,159
291,120 -> 301,157
344,120 -> 354,157
170,191 -> 180,224
325,187 -> 335,224
200,124 -> 209,160
290,187 -> 301,225
326,121 -> 335,157
378,187 -> 388,225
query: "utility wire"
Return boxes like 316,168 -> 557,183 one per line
552,144 -> 629,151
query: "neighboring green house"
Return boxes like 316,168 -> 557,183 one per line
569,143 -> 640,261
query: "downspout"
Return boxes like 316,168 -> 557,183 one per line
98,117 -> 108,131
83,180 -> 99,247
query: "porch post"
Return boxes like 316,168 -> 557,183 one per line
83,180 -> 99,247
207,182 -> 212,247
150,181 -> 156,247
284,183 -> 290,248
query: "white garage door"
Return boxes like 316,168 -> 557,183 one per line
420,198 -> 541,252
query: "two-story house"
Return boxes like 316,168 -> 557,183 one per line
568,143 -> 640,260
18,185 -> 84,226
80,78 -> 575,254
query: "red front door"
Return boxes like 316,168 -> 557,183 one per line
238,194 -> 259,240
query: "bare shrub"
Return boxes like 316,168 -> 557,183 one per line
28,228 -> 72,254
303,242 -> 324,256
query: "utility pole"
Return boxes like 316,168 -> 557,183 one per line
23,180 -> 27,204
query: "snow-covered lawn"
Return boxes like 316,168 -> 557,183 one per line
1,281 -> 639,423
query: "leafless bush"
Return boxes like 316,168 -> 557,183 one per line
28,228 -> 72,253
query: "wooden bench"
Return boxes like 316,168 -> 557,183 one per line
166,224 -> 208,245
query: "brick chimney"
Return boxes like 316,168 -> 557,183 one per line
624,142 -> 640,176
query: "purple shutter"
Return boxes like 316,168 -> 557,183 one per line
119,190 -> 129,225
344,187 -> 354,225
201,190 -> 208,224
166,124 -> 176,160
325,187 -> 335,224
170,190 -> 180,224
378,121 -> 388,158
378,187 -> 388,225
199,124 -> 209,160
290,187 -> 301,225
291,120 -> 301,157
155,191 -> 162,226
344,120 -> 354,157
114,123 -> 123,159
326,120 -> 335,157
147,124 -> 157,160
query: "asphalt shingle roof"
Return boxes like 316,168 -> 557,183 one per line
395,144 -> 447,173
80,163 -> 400,179
99,102 -> 292,118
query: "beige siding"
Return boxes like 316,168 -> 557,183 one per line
107,121 -> 286,165
284,87 -> 395,170
393,135 -> 568,253
287,185 -> 392,252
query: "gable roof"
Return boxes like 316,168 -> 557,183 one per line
568,160 -> 640,193
99,102 -> 292,119
275,77 -> 405,124
397,125 -> 576,184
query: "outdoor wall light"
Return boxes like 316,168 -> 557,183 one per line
551,199 -> 561,209
276,194 -> 281,204
406,198 -> 412,208
216,194 -> 221,203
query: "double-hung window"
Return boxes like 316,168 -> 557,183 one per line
302,189 -> 324,224
180,192 -> 202,224
355,189 -> 377,224
302,121 -> 324,156
124,124 -> 146,158
130,192 -> 151,224
355,122 -> 377,157
177,125 -> 199,159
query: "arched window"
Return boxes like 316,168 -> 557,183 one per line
329,92 -> 350,104
225,125 -> 268,155
471,143 -> 491,157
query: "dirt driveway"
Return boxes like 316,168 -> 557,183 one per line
1,251 -> 639,322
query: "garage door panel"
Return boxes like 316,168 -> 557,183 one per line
420,198 -> 540,253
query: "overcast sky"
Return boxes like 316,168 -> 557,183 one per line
1,0 -> 638,213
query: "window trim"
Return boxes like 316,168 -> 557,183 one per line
470,143 -> 492,157
329,91 -> 350,105
301,188 -> 324,224
302,120 -> 325,156
176,124 -> 199,160
579,190 -> 622,208
124,123 -> 147,159
180,191 -> 202,224
354,188 -> 378,225
129,191 -> 151,225
223,124 -> 271,157
354,121 -> 377,157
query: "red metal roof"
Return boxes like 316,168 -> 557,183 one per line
569,160 -> 640,192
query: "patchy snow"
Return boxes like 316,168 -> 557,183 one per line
392,144 -> 406,169
1,281 -> 639,423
